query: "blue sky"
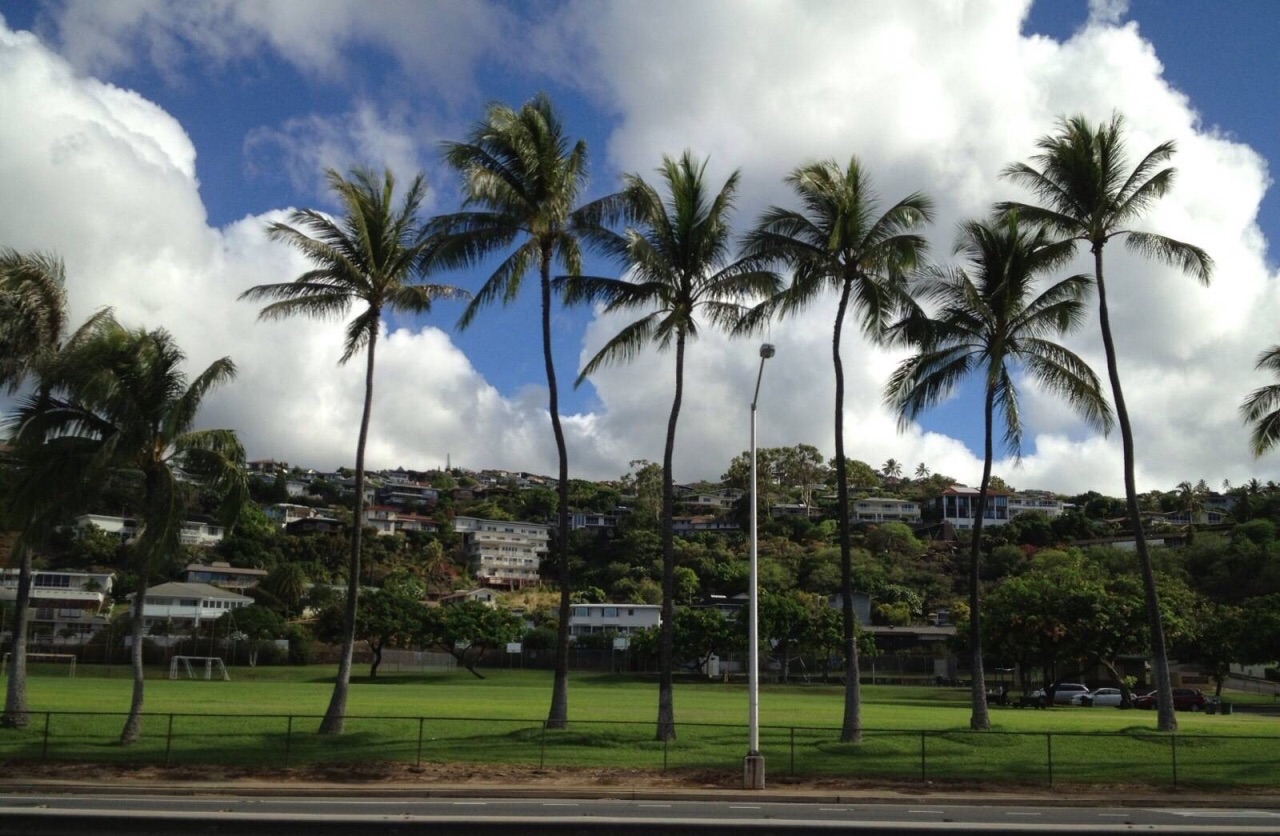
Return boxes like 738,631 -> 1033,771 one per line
2,1 -> 1277,495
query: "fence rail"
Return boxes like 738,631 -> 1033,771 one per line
2,711 -> 1277,789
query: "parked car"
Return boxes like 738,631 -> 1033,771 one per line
1132,687 -> 1207,711
1030,682 -> 1091,706
1072,687 -> 1124,707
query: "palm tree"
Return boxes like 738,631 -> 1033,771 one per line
1241,346 -> 1280,458
1000,113 -> 1213,731
881,458 -> 903,480
241,167 -> 468,734
0,249 -> 68,728
914,462 -> 930,480
885,214 -> 1112,729
430,94 -> 626,728
567,151 -> 778,740
1176,479 -> 1205,543
741,157 -> 933,742
10,316 -> 247,743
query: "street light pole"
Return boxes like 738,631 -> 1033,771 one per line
745,342 -> 774,790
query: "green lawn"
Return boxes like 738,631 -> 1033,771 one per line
3,666 -> 1277,788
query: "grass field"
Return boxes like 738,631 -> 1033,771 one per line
2,666 -> 1277,788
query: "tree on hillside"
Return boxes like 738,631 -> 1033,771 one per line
1000,113 -> 1213,732
430,94 -> 628,727
12,317 -> 246,743
886,214 -> 1112,729
1241,346 -> 1280,458
241,167 -> 468,734
742,157 -> 933,742
566,151 -> 778,741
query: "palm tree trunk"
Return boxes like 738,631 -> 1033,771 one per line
320,325 -> 378,734
2,542 -> 32,728
120,572 -> 150,744
1093,247 -> 1176,732
833,282 -> 862,744
968,387 -> 995,731
656,333 -> 685,742
543,246 -> 573,730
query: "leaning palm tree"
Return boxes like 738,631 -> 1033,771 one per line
1000,113 -> 1213,731
741,157 -> 933,742
430,94 -> 626,728
1241,346 -> 1280,458
10,316 -> 247,743
885,214 -> 1113,729
0,249 -> 68,728
566,151 -> 778,741
242,167 -> 469,734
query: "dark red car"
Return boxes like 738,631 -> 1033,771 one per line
1132,687 -> 1207,711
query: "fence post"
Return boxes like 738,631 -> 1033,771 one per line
40,712 -> 50,762
920,731 -> 927,781
415,718 -> 424,769
662,734 -> 669,773
539,720 -> 547,770
284,716 -> 292,769
1170,733 -> 1178,789
1045,733 -> 1053,787
165,714 -> 175,767
790,727 -> 796,776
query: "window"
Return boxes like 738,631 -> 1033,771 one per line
603,607 -> 618,618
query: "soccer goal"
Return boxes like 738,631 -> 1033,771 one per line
168,655 -> 230,681
1,652 -> 76,677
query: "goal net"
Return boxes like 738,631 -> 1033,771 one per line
1,652 -> 76,677
168,655 -> 230,681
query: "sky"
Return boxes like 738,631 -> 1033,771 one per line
1,0 -> 1278,497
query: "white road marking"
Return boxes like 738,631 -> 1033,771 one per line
451,802 -> 488,806
909,809 -> 945,814
638,804 -> 671,808
818,807 -> 850,812
542,802 -> 578,806
1006,812 -> 1041,817
730,805 -> 761,810
1162,810 -> 1280,819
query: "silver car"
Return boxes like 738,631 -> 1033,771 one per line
1072,687 -> 1123,707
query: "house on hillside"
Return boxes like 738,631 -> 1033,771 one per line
0,569 -> 114,644
569,603 -> 661,637
129,581 -> 252,638
453,516 -> 549,589
182,561 -> 267,591
853,497 -> 922,524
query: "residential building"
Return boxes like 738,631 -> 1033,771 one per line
286,516 -> 344,536
672,515 -> 740,534
0,569 -> 114,644
568,603 -> 661,637
375,480 -> 439,508
75,513 -> 225,548
363,505 -> 440,536
853,497 -> 922,524
263,503 -> 318,529
675,487 -> 742,513
453,516 -> 549,590
1007,491 -> 1066,519
770,503 -> 817,518
439,588 -> 498,607
570,512 -> 622,532
827,592 -> 873,626
130,581 -> 252,635
935,485 -> 1012,530
182,561 -> 267,591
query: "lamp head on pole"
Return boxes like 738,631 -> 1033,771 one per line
759,343 -> 776,360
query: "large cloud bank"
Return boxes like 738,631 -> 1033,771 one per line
3,1 -> 1277,497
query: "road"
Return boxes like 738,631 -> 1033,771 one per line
3,793 -> 1280,834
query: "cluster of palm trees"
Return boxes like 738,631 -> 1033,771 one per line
1,251 -> 247,742
17,95 -> 1280,749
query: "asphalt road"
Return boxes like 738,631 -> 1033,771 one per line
3,794 -> 1280,835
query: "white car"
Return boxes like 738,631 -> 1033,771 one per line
1031,682 -> 1091,705
1072,687 -> 1123,707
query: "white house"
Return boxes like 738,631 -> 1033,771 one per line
453,516 -> 549,589
0,569 -> 114,644
182,561 -> 267,591
569,603 -> 661,637
130,581 -> 252,635
853,497 -> 922,524
263,503 -> 318,529
1007,491 -> 1066,519
75,513 -> 225,548
935,485 -> 1012,530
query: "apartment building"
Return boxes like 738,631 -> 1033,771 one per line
0,569 -> 114,644
853,497 -> 922,524
453,516 -> 549,589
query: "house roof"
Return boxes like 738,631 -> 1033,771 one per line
183,562 -> 267,577
132,582 -> 253,602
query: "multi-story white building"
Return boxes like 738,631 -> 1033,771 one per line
1007,491 -> 1066,519
130,581 -> 252,635
568,603 -> 661,637
263,503 -> 319,529
935,485 -> 1011,530
453,516 -> 549,589
363,505 -> 440,536
853,497 -> 922,524
182,561 -> 267,591
75,514 -> 225,548
0,569 -> 114,644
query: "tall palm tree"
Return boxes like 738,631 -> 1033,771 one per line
10,316 -> 247,743
885,214 -> 1112,729
241,167 -> 468,734
741,157 -> 933,742
1000,113 -> 1213,731
881,458 -> 903,480
430,94 -> 626,728
0,249 -> 68,728
1175,479 -> 1205,544
566,151 -> 778,740
1241,346 -> 1280,458
914,462 -> 930,480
